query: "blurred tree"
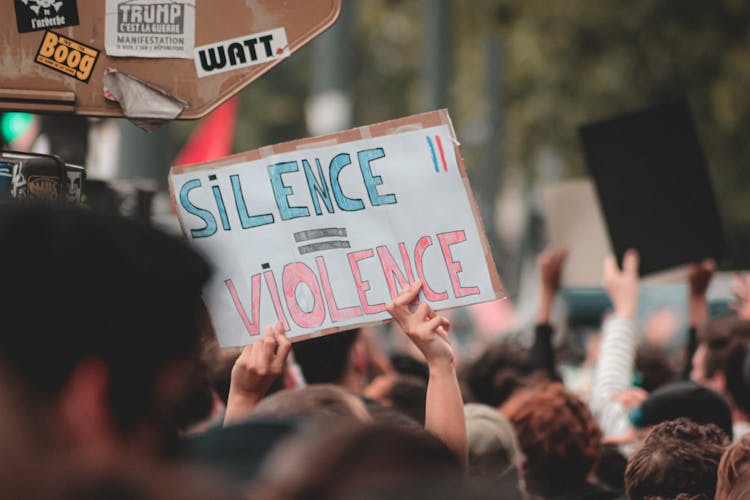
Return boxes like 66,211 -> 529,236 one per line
483,0 -> 750,265
170,0 -> 750,268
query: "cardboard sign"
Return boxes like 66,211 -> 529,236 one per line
0,0 -> 340,119
543,179 -> 611,287
580,99 -> 728,276
169,110 -> 503,346
14,0 -> 79,33
35,30 -> 99,83
105,0 -> 196,59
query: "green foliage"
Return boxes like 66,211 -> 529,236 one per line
172,0 -> 750,264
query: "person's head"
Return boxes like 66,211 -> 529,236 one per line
625,418 -> 729,500
716,434 -> 750,500
691,317 -> 748,390
255,423 -> 463,500
251,384 -> 371,423
635,345 -> 676,393
364,374 -> 427,425
0,205 -> 211,458
501,382 -> 601,497
292,329 -> 365,391
464,403 -> 521,480
629,381 -> 734,440
593,444 -> 628,494
463,341 -> 535,407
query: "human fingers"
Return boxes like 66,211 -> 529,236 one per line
271,323 -> 292,372
623,249 -> 639,275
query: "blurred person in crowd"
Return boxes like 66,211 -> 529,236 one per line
634,344 -> 676,393
625,418 -> 728,500
252,423 -> 464,500
292,328 -> 367,391
0,205 -> 211,463
592,444 -> 628,495
716,433 -> 750,500
0,205 -> 242,498
462,248 -> 568,408
628,380 -> 733,441
689,315 -> 750,440
589,253 -> 742,451
364,373 -> 427,425
464,403 -> 522,498
252,384 -> 372,423
588,249 -> 641,445
502,382 -> 618,499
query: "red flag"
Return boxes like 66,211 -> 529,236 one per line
174,97 -> 238,166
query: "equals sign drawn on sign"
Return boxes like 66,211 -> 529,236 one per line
294,227 -> 350,254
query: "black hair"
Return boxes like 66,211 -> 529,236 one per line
0,205 -> 211,434
292,329 -> 359,384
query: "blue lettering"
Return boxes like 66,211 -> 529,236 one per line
302,158 -> 334,216
211,185 -> 231,230
230,174 -> 274,228
268,161 -> 310,220
329,153 -> 365,211
178,179 -> 217,238
357,148 -> 396,206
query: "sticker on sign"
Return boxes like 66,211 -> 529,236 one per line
105,0 -> 196,59
194,27 -> 290,78
169,110 -> 503,346
14,0 -> 80,33
34,30 -> 99,83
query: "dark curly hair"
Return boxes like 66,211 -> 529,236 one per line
625,418 -> 729,500
502,383 -> 601,497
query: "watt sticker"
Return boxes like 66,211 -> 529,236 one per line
35,30 -> 99,83
194,27 -> 290,78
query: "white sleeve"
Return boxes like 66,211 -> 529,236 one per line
589,316 -> 637,438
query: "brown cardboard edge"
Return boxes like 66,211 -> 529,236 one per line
439,111 -> 505,300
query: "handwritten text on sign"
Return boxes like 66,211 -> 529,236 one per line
171,124 -> 499,346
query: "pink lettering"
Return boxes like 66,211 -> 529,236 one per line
347,249 -> 386,314
438,230 -> 480,297
263,269 -> 290,330
414,236 -> 449,301
282,262 -> 325,328
316,256 -> 363,321
376,244 -> 411,299
224,274 -> 261,336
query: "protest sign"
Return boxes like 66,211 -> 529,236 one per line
580,99 -> 728,276
169,110 -> 503,346
542,179 -> 611,287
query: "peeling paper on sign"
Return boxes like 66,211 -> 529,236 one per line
103,68 -> 188,131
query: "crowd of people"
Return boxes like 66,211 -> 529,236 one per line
1,203 -> 750,499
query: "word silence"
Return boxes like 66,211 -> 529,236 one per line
170,111 -> 502,346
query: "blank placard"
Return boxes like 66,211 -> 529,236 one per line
579,99 -> 728,276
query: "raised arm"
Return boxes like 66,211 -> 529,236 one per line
682,259 -> 715,379
224,322 -> 291,426
530,247 -> 568,379
386,280 -> 467,462
589,250 -> 639,438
